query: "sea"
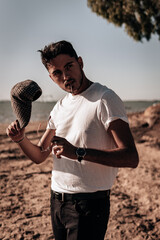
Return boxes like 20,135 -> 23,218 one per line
0,100 -> 160,124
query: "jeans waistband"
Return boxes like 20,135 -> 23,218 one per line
51,189 -> 110,202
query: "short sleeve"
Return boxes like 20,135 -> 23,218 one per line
98,90 -> 128,130
46,110 -> 56,130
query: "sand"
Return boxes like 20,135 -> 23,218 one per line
0,105 -> 160,240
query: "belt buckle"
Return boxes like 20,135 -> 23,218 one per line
55,192 -> 65,202
62,192 -> 64,202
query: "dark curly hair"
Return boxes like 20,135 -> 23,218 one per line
38,40 -> 78,70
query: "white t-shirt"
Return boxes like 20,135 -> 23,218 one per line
47,82 -> 128,193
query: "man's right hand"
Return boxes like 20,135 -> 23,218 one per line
6,120 -> 25,143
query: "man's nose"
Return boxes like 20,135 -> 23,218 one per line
63,71 -> 70,81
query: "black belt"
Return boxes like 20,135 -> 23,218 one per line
52,189 -> 110,202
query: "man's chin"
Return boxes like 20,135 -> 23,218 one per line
63,86 -> 74,94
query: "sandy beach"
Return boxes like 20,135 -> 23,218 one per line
0,104 -> 160,240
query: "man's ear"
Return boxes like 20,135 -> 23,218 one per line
78,56 -> 83,69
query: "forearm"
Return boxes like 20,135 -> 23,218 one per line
83,146 -> 139,168
51,135 -> 139,168
17,135 -> 51,164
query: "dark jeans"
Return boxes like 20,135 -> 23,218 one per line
50,190 -> 110,240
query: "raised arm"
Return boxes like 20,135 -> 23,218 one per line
6,120 -> 55,164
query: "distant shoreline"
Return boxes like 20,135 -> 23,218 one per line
0,99 -> 160,102
0,100 -> 160,124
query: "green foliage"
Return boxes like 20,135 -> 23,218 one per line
87,0 -> 160,41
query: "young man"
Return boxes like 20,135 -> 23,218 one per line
7,40 -> 139,240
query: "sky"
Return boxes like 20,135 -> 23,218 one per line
0,0 -> 160,101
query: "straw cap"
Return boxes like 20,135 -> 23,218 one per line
10,79 -> 42,128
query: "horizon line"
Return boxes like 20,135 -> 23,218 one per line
0,99 -> 160,102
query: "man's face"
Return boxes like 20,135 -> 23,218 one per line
48,54 -> 84,95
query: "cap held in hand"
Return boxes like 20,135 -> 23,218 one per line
10,79 -> 42,128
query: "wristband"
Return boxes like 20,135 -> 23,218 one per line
14,136 -> 25,143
